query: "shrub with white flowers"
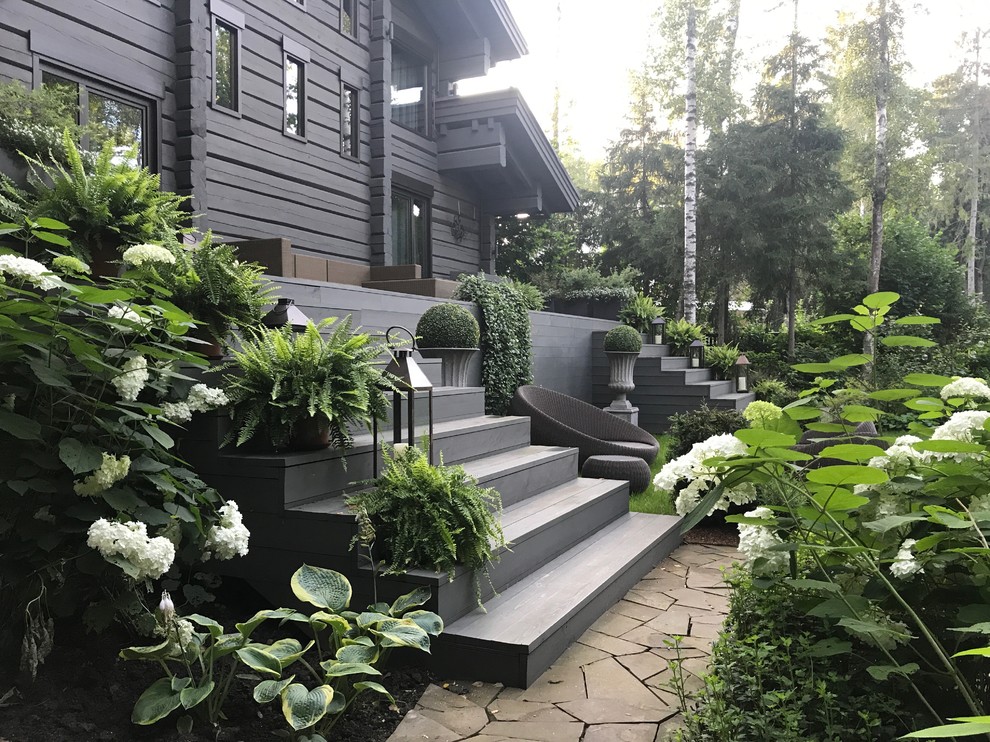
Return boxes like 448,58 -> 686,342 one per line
86,519 -> 176,581
939,376 -> 990,401
890,538 -> 924,580
122,243 -> 176,266
0,254 -> 60,291
74,453 -> 131,496
110,354 -> 149,401
653,433 -> 755,516
205,500 -> 250,560
737,506 -> 788,574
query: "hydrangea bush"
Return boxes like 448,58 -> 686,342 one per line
0,221 -> 247,674
675,292 -> 990,737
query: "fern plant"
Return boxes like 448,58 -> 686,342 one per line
23,131 -> 188,262
705,343 -> 742,380
222,318 -> 394,451
665,318 -> 705,355
151,236 -> 277,341
347,446 -> 506,600
618,293 -> 661,333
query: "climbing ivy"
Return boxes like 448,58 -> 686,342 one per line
454,274 -> 533,415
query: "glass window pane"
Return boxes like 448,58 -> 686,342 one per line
342,0 -> 355,36
41,73 -> 81,125
88,93 -> 144,167
391,47 -> 426,134
215,21 -> 237,110
412,196 -> 428,270
342,86 -> 357,157
392,194 -> 412,265
285,56 -> 304,136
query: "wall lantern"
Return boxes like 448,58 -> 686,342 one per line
262,297 -> 309,332
372,326 -> 434,477
688,339 -> 705,368
651,317 -> 667,345
735,354 -> 751,393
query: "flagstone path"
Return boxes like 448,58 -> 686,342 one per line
387,543 -> 738,742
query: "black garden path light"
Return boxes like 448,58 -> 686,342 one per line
261,297 -> 309,331
688,339 -> 705,368
372,326 -> 434,477
652,316 -> 667,345
735,354 -> 751,393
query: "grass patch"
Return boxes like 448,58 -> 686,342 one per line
629,434 -> 676,515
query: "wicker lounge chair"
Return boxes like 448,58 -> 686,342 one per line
509,385 -> 659,465
792,421 -> 889,468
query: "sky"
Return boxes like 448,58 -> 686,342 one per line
459,0 -> 990,161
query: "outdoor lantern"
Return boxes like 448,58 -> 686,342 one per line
261,298 -> 309,332
688,339 -> 705,368
372,326 -> 434,477
735,354 -> 751,393
652,316 -> 667,345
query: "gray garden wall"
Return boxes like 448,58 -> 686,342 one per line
274,277 -> 618,402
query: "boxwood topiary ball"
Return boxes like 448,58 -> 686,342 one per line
603,324 -> 643,352
416,303 -> 480,348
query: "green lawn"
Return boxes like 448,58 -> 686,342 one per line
629,434 -> 676,515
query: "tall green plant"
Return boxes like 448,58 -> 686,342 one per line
665,317 -> 704,355
618,292 -> 662,333
454,274 -> 533,415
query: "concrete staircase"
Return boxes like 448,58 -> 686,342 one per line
592,334 -> 756,432
189,362 -> 680,689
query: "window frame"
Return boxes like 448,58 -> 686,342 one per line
39,66 -> 157,171
340,82 -> 359,160
391,187 -> 432,277
389,42 -> 431,138
210,0 -> 245,117
340,0 -> 357,39
281,37 -> 310,140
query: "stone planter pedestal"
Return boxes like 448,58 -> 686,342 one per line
418,347 -> 478,387
604,350 -> 640,426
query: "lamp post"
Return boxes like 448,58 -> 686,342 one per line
735,354 -> 751,393
372,326 -> 434,477
688,339 -> 705,368
651,316 -> 667,345
261,297 -> 309,331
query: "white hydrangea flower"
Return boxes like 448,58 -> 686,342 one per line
186,384 -> 229,412
940,377 -> 990,401
73,453 -> 131,496
890,538 -> 924,579
867,435 -> 927,472
86,519 -> 175,580
107,304 -> 152,332
932,410 -> 990,443
205,500 -> 250,560
111,355 -> 149,401
737,506 -> 788,574
173,618 -> 196,652
122,244 -> 175,266
159,401 -> 192,424
0,254 -> 60,291
52,255 -> 88,275
657,433 -> 748,516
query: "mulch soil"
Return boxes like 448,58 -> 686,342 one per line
0,579 -> 433,742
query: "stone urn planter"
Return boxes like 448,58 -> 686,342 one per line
415,302 -> 480,388
602,325 -> 643,425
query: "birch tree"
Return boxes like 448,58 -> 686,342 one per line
683,2 -> 698,323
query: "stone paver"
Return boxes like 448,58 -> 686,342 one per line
387,544 -> 737,742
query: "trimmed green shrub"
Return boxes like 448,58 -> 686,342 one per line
416,303 -> 480,348
535,265 -> 640,303
618,292 -> 661,333
506,279 -> 545,311
753,378 -> 797,407
665,318 -> 705,355
667,404 -> 746,458
603,325 -> 643,352
678,569 -> 904,741
455,274 -> 533,415
704,343 -> 741,380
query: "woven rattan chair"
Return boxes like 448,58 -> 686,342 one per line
792,421 -> 889,468
509,385 -> 659,465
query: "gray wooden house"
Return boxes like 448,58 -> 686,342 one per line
0,0 -> 578,294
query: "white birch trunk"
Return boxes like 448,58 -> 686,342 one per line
682,2 -> 698,324
967,29 -> 981,296
866,0 -> 889,359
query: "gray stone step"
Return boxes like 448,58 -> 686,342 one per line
432,512 -> 682,688
360,476 -> 630,624
460,445 -> 580,508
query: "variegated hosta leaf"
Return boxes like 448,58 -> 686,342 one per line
254,638 -> 314,669
353,681 -> 394,702
371,618 -> 431,652
403,610 -> 444,636
236,608 -> 297,638
291,565 -> 352,611
309,611 -> 351,635
212,633 -> 247,659
131,677 -> 183,725
357,611 -> 389,628
179,679 -> 215,710
254,675 -> 295,704
184,614 -> 224,637
319,660 -> 381,678
280,683 -> 334,731
390,586 -> 432,616
235,646 -> 282,677
343,636 -> 375,647
336,643 -> 379,664
120,638 -> 172,661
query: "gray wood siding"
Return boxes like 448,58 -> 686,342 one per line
1,0 -> 179,192
202,0 -> 376,263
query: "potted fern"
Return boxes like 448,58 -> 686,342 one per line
415,303 -> 479,387
602,325 -> 642,423
222,318 -> 394,451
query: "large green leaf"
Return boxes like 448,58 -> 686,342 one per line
291,565 -> 352,611
734,428 -> 796,448
792,362 -> 843,374
830,354 -> 872,368
915,440 -> 985,454
903,396 -> 944,412
185,614 -> 224,638
390,586 -> 432,616
806,466 -> 888,487
894,316 -> 940,325
862,514 -> 928,533
867,663 -> 919,681
280,683 -> 334,731
901,720 -> 990,738
58,438 -> 104,474
353,681 -> 394,702
867,388 -> 920,402
840,405 -> 883,422
131,677 -> 183,725
236,608 -> 296,638
862,291 -> 900,308
180,679 -> 215,710
903,373 -> 955,387
253,676 -> 295,704
371,618 -> 431,652
0,409 -> 42,441
235,646 -> 282,678
404,610 -> 444,636
263,638 -> 313,669
119,639 -> 173,661
816,444 -> 887,463
320,661 -> 381,678
336,643 -> 379,664
881,335 -> 937,348
811,488 -> 870,511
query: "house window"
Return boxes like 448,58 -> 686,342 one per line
213,20 -> 239,112
391,45 -> 428,135
392,190 -> 430,274
341,0 -> 356,37
341,84 -> 358,158
41,71 -> 151,169
284,55 -> 306,137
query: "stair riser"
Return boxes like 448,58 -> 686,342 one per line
364,482 -> 630,623
479,450 -> 579,508
434,418 -> 531,465
382,388 -> 486,427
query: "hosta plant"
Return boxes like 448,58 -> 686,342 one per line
121,565 -> 441,739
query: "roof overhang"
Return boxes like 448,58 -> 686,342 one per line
435,89 -> 579,216
414,0 -> 527,83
